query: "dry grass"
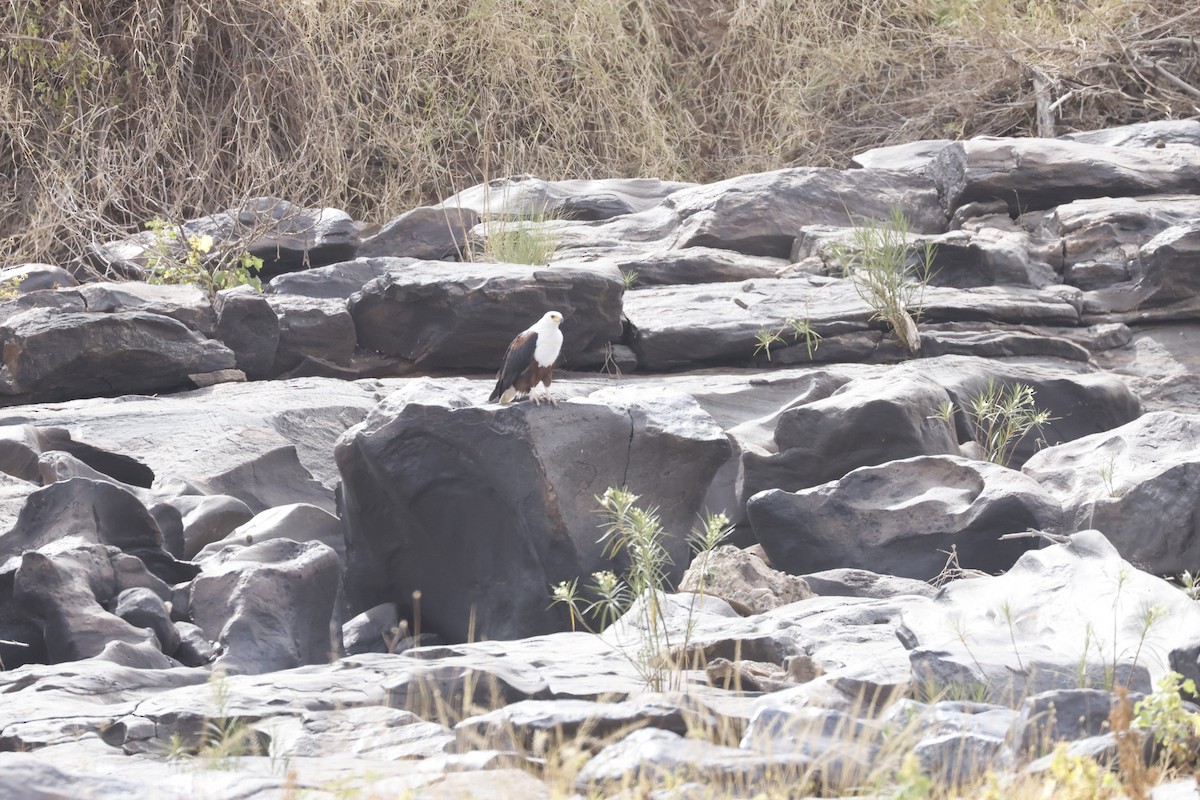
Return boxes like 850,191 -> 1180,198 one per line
3,0 -> 1198,268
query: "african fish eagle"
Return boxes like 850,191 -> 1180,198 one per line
488,311 -> 564,405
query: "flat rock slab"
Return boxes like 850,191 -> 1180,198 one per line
0,309 -> 236,404
931,136 -> 1200,215
349,260 -> 625,369
437,176 -> 694,221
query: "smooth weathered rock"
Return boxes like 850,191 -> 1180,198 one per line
666,168 -> 946,257
196,502 -> 343,563
265,256 -> 397,299
437,176 -> 693,221
190,538 -> 341,674
0,309 -> 237,402
264,294 -> 356,376
13,544 -> 159,662
1022,411 -> 1200,574
358,205 -> 478,260
850,139 -> 954,173
612,248 -> 788,287
343,602 -> 403,656
349,260 -> 624,369
799,568 -> 938,600
1060,119 -> 1200,149
931,136 -> 1200,216
0,264 -> 78,293
900,530 -> 1200,703
170,494 -> 255,559
213,287 -> 279,380
75,282 -> 216,335
678,545 -> 813,616
748,455 -> 1062,580
0,424 -> 45,483
1012,689 -> 1124,758
740,374 -> 960,503
337,381 -> 731,642
112,587 -> 180,655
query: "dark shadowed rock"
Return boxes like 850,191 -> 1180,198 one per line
337,381 -> 731,642
265,294 -> 356,375
112,587 -> 180,655
748,455 -> 1061,580
612,248 -> 788,287
349,261 -> 624,369
190,538 -> 341,674
666,168 -> 946,257
1023,411 -> 1200,575
1013,689 -> 1122,758
918,327 -> 1091,361
931,137 -> 1200,216
0,478 -> 196,585
358,205 -> 478,259
172,620 -> 214,667
0,309 -> 236,403
740,375 -> 960,504
13,544 -> 159,662
265,257 -> 399,299
213,287 -> 279,380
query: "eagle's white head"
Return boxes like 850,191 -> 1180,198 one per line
531,310 -> 564,365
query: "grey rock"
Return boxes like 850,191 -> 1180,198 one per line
337,382 -> 731,642
343,602 -> 403,656
265,705 -> 453,760
666,168 -> 946,257
901,530 -> 1200,703
575,727 -> 810,795
0,424 -> 44,483
613,248 -> 788,287
172,620 -> 214,667
678,545 -> 813,616
918,326 -> 1091,361
349,260 -> 624,369
213,286 -> 279,380
168,494 -> 255,560
359,205 -> 478,259
749,455 -> 1061,580
93,639 -> 178,669
437,176 -> 693,221
13,544 -> 159,662
265,294 -> 356,375
1059,119 -> 1200,148
740,705 -> 882,792
1012,688 -> 1122,758
931,136 -> 1200,216
113,587 -> 180,655
800,569 -> 938,600
0,264 -> 78,293
0,308 -> 236,402
190,538 -> 341,674
1023,411 -> 1200,574
196,502 -> 343,564
0,753 -> 188,800
1092,322 -> 1200,413
740,374 -> 960,503
75,281 -> 216,335
849,139 -> 955,173
266,256 -> 399,298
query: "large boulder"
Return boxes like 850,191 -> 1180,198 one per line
748,455 -> 1062,580
358,206 -> 478,260
265,257 -> 398,299
1022,411 -> 1200,575
0,309 -> 237,403
189,538 -> 341,674
264,295 -> 357,376
900,530 -> 1200,702
213,287 -> 279,381
336,381 -> 732,642
349,261 -> 624,369
436,176 -> 693,221
75,282 -> 216,335
665,168 -> 946,257
931,137 -> 1200,216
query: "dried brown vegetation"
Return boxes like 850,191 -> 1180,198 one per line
2,0 -> 1198,266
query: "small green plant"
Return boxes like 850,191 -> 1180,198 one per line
890,752 -> 933,800
830,207 -> 934,356
550,487 -> 732,691
1175,570 -> 1200,601
0,274 -> 26,300
621,269 -> 639,289
144,217 -> 263,296
962,379 -> 1055,467
753,316 -> 821,362
1099,457 -> 1125,498
1039,742 -> 1124,800
1134,671 -> 1200,769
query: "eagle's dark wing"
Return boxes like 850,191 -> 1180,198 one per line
488,330 -> 538,401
